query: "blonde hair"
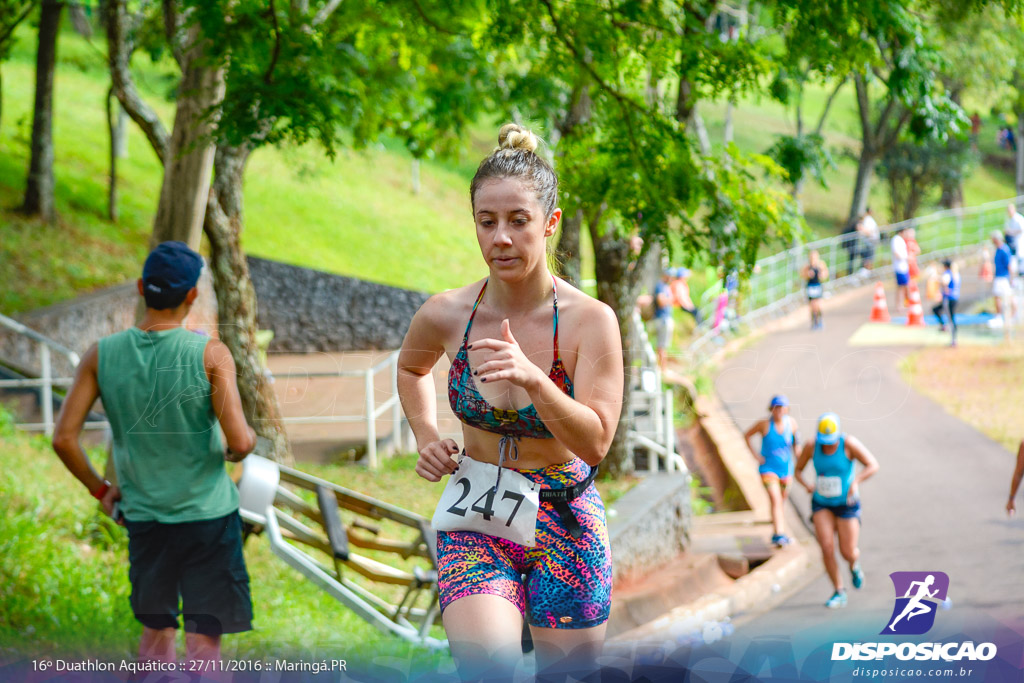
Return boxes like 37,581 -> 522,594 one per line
497,122 -> 539,153
470,123 -> 558,217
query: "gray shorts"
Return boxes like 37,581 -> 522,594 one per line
656,316 -> 674,349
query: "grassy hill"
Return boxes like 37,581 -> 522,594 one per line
0,21 -> 1017,315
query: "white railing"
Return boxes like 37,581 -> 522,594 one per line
0,313 -> 108,435
684,196 -> 1022,365
0,314 -> 404,466
276,351 -> 405,470
628,311 -> 688,474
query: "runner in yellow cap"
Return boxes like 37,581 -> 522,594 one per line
794,412 -> 880,608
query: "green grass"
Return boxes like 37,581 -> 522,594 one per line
0,407 -> 448,663
0,403 -> 641,664
699,82 -> 1017,239
0,21 -> 488,313
0,23 -> 1017,315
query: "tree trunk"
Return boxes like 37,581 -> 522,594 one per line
22,0 -> 64,223
939,176 -> 964,210
848,149 -> 876,226
689,108 -> 712,158
555,209 -> 583,287
1016,110 -> 1024,197
68,3 -> 92,37
590,225 -> 640,477
723,99 -> 735,145
151,24 -> 225,249
105,0 -> 168,164
204,144 -> 292,464
106,87 -> 121,222
553,82 -> 591,286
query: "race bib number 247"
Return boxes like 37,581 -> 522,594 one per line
431,457 -> 540,547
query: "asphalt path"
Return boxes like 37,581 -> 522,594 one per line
711,274 -> 1024,672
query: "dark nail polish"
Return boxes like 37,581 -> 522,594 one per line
480,377 -> 487,382
473,370 -> 478,376
467,344 -> 473,349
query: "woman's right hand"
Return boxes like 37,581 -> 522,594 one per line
415,439 -> 461,482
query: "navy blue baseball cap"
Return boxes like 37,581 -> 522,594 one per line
141,241 -> 203,309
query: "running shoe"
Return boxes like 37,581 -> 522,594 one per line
825,591 -> 848,609
771,534 -> 791,547
851,563 -> 864,589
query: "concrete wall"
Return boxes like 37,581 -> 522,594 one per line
0,257 -> 429,376
607,472 -> 692,582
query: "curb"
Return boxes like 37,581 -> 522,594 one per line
608,536 -> 813,645
614,250 -> 994,645
607,288 -> 881,645
608,387 -> 818,645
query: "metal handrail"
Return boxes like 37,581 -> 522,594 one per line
0,313 -> 91,436
0,311 -> 403,466
275,351 -> 404,469
0,313 -> 81,365
681,196 -> 1022,366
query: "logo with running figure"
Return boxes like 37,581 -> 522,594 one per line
882,571 -> 950,635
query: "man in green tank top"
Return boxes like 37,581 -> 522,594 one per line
53,241 -> 257,671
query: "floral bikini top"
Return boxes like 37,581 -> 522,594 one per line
447,277 -> 574,440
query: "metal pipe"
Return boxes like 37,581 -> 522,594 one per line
390,354 -> 401,454
41,345 -> 53,437
365,368 -> 377,470
0,313 -> 80,364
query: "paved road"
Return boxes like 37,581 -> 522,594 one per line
713,274 -> 1024,664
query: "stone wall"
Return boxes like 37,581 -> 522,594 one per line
248,257 -> 428,353
0,257 -> 429,376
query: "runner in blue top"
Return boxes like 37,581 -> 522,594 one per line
931,259 -> 960,347
794,413 -> 879,609
744,395 -> 800,547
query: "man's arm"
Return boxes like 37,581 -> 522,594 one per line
205,339 -> 256,459
52,345 -> 119,513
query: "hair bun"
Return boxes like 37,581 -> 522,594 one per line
497,123 -> 539,153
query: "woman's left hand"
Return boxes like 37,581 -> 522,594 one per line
847,481 -> 860,506
470,320 -> 546,390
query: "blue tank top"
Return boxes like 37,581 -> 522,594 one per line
759,417 -> 794,478
943,272 -> 960,301
812,435 -> 855,506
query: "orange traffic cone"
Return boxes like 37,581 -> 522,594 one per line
906,282 -> 925,327
870,283 -> 890,322
980,255 -> 994,283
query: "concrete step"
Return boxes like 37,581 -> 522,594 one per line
607,552 -> 734,638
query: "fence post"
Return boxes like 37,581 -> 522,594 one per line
664,387 -> 675,473
365,368 -> 377,470
41,344 -> 53,437
649,390 -> 661,472
955,207 -> 963,251
390,354 -> 401,455
785,250 -> 794,299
